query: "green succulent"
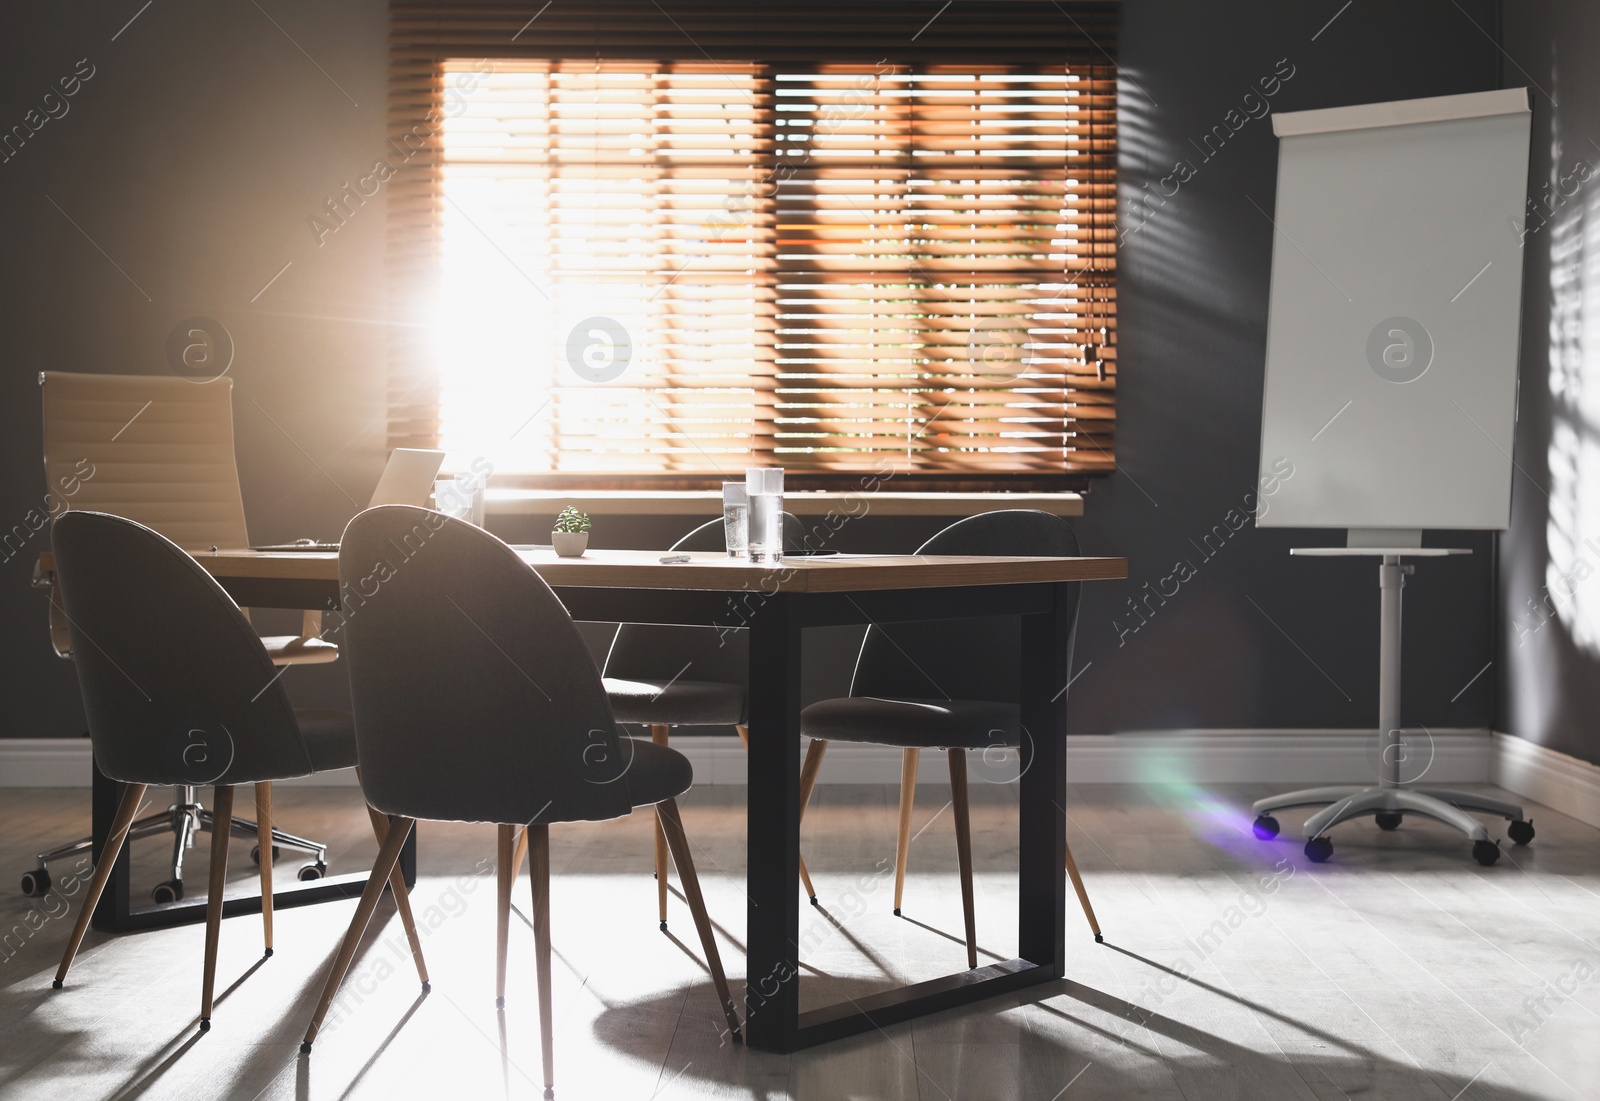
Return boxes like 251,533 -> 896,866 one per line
554,505 -> 592,534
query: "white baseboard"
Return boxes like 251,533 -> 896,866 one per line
0,728 -> 1492,789
1490,732 -> 1600,830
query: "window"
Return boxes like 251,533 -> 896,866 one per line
388,2 -> 1118,490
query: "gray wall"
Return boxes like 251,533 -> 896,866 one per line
1498,1 -> 1600,766
0,0 -> 393,735
1067,0 -> 1501,739
1,1 -> 1506,745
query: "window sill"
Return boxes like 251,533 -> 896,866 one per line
486,489 -> 1084,517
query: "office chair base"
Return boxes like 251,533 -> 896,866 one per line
22,786 -> 329,899
1253,785 -> 1523,864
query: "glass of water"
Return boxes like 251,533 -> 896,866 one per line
745,467 -> 784,565
722,482 -> 749,557
433,476 -> 484,526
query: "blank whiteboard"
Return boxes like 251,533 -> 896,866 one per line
1255,88 -> 1531,531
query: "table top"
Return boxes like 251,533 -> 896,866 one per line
39,547 -> 1127,594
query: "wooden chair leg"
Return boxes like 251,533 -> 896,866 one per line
200,784 -> 235,1029
511,824 -> 530,879
496,823 -> 515,1008
651,724 -> 670,929
1064,837 -> 1103,942
301,816 -> 416,1052
527,823 -> 555,1098
893,748 -> 919,915
655,798 -> 741,1042
54,782 -> 148,988
796,737 -> 827,903
947,749 -> 977,969
362,802 -> 428,987
254,782 -> 274,958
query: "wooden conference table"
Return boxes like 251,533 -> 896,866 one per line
52,544 -> 1126,1053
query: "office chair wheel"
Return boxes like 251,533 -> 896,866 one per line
1472,840 -> 1500,866
1304,836 -> 1333,863
20,868 -> 50,897
1374,811 -> 1403,831
1252,815 -> 1280,841
250,844 -> 281,865
1507,819 -> 1535,846
152,879 -> 184,904
297,861 -> 327,882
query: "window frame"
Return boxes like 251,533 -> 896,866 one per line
386,1 -> 1119,493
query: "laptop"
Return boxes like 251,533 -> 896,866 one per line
253,448 -> 447,551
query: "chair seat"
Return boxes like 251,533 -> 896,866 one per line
293,709 -> 359,772
800,696 -> 1021,750
262,635 -> 341,667
620,737 -> 695,809
603,677 -> 746,726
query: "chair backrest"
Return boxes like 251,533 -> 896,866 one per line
41,371 -> 251,551
338,506 -> 632,824
602,514 -> 803,691
50,511 -> 313,787
850,510 -> 1083,704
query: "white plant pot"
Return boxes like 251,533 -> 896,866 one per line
552,531 -> 589,557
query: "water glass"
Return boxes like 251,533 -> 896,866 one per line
722,482 -> 749,557
746,467 -> 784,565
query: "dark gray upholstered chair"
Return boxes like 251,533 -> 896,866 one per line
303,506 -> 739,1097
798,510 -> 1102,967
601,514 -> 822,915
47,511 -> 426,1032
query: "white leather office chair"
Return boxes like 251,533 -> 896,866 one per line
23,372 -> 336,903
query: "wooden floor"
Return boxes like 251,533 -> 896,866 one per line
1,779 -> 1598,1100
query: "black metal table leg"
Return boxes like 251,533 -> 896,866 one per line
740,583 -> 1073,1052
90,761 -> 417,933
1018,583 -> 1069,974
744,591 -> 804,1052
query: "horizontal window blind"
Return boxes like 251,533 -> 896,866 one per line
389,1 -> 1118,488
435,60 -> 770,475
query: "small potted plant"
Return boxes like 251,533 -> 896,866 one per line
552,505 -> 591,557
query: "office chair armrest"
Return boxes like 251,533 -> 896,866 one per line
32,563 -> 73,660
